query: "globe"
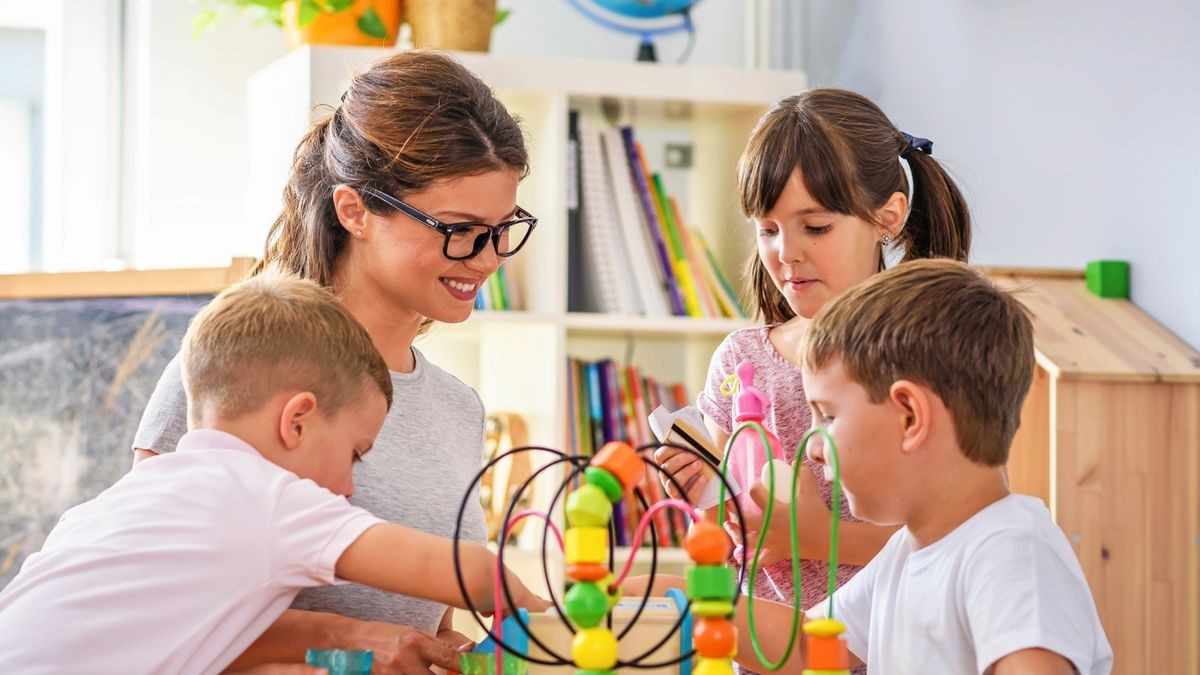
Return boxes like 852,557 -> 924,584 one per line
567,0 -> 701,62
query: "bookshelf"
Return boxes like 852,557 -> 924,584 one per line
246,46 -> 805,566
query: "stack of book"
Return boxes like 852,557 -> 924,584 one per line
473,265 -> 522,311
567,111 -> 746,319
565,356 -> 692,547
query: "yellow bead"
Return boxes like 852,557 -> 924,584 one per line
690,599 -> 734,618
693,657 -> 735,675
802,618 -> 847,638
572,627 -> 618,671
565,527 -> 608,565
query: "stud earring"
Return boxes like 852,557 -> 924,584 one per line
356,228 -> 364,237
881,233 -> 893,246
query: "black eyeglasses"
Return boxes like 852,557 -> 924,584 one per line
359,186 -> 537,261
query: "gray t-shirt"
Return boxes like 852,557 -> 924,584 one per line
132,347 -> 488,633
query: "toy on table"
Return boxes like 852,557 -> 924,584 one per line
450,359 -> 848,674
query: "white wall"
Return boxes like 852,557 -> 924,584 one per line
0,28 -> 42,272
795,0 -> 1200,348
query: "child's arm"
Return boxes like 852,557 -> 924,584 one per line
334,523 -> 550,613
227,609 -> 463,672
990,648 -> 1076,674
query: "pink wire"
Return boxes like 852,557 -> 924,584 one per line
493,510 -> 563,675
610,498 -> 702,589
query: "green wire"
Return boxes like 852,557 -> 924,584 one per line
716,422 -> 842,670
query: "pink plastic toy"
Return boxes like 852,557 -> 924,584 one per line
727,361 -> 785,517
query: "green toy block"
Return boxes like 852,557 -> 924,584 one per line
1086,260 -> 1129,299
686,565 -> 737,601
566,484 -> 612,528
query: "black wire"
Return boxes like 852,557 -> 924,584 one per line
453,440 -> 750,670
452,446 -> 575,666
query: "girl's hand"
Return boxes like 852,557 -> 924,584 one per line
653,445 -> 708,504
729,466 -> 833,565
506,572 -> 553,613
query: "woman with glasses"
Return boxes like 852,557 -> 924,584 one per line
129,50 -> 534,672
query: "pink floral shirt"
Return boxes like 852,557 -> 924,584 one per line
698,326 -> 865,673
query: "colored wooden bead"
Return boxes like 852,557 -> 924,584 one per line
592,441 -> 643,490
685,521 -> 731,565
584,467 -> 623,502
803,619 -> 850,670
692,656 -> 735,675
565,527 -> 608,565
572,627 -> 618,671
690,600 -> 734,618
686,565 -> 736,601
693,617 -> 736,658
566,563 -> 609,582
564,582 -> 607,628
566,484 -> 613,528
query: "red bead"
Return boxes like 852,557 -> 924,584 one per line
694,617 -> 736,658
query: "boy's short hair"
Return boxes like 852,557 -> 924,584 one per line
181,270 -> 393,422
801,259 -> 1034,466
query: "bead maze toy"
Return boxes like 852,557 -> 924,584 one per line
452,361 -> 851,674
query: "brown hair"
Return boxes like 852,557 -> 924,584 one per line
801,259 -> 1034,466
738,88 -> 972,324
252,50 -> 529,333
181,271 -> 393,423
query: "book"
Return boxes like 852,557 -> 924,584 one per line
620,127 -> 686,316
600,128 -> 672,317
577,124 -> 632,313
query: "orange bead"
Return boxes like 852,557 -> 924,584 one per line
593,441 -> 644,490
567,563 -> 610,582
685,521 -> 731,565
806,635 -> 850,670
693,617 -> 736,658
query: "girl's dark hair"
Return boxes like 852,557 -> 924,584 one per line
252,50 -> 529,333
737,88 -> 971,324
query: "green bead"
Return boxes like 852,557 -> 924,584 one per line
1086,259 -> 1130,298
584,467 -> 622,502
690,599 -> 735,618
686,565 -> 736,602
565,582 -> 608,628
566,484 -> 612,527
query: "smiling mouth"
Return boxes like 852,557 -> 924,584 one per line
441,278 -> 480,299
787,278 -> 818,290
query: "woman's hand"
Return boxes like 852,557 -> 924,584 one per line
345,621 -> 464,674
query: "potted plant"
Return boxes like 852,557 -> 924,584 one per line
406,0 -> 508,52
194,0 -> 402,49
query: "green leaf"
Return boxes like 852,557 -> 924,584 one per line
357,7 -> 389,39
326,0 -> 353,12
298,0 -> 321,26
192,9 -> 219,39
494,8 -> 511,26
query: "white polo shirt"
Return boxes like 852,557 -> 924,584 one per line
0,429 -> 383,675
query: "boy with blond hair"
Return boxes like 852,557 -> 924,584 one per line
628,260 -> 1112,674
0,272 -> 548,674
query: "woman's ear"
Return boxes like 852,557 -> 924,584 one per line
889,379 -> 930,454
332,184 -> 368,236
876,191 -> 909,242
278,392 -> 319,451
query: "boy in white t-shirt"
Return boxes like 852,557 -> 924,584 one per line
627,260 -> 1112,674
0,272 -> 549,675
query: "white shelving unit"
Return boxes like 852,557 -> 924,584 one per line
247,47 -> 804,586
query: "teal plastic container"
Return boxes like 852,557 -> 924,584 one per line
305,648 -> 373,675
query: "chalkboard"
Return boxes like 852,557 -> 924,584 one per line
0,295 -> 208,589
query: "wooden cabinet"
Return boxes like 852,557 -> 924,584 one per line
995,268 -> 1200,674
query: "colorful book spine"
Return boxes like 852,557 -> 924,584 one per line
620,127 -> 686,316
